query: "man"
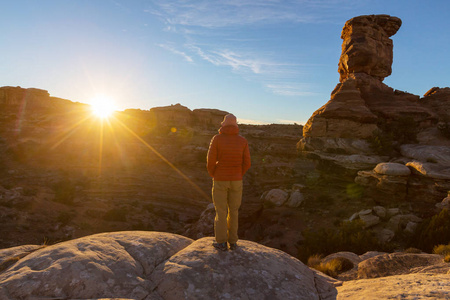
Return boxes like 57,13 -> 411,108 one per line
207,114 -> 251,251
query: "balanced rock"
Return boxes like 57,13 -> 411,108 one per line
338,15 -> 402,82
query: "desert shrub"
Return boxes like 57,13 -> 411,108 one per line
346,183 -> 364,200
411,209 -> 450,253
307,254 -> 323,268
368,116 -> 418,155
103,207 -> 128,222
52,179 -> 75,205
298,219 -> 380,262
368,130 -> 394,155
445,254 -> 450,263
433,244 -> 450,257
307,255 -> 353,278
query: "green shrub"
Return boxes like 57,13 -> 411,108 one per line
298,219 -> 380,262
411,209 -> 450,253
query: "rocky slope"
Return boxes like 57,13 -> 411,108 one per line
0,231 -> 449,299
0,231 -> 337,300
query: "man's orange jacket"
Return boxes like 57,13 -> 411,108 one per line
207,126 -> 251,181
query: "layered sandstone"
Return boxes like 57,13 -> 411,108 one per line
338,14 -> 401,82
299,14 -> 450,210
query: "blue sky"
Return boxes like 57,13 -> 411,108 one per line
1,0 -> 449,124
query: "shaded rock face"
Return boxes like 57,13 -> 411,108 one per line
0,231 -> 337,300
339,15 -> 401,82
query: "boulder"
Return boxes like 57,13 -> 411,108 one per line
359,213 -> 380,228
322,251 -> 362,267
151,237 -> 337,300
374,162 -> 411,176
286,190 -> 304,208
0,232 -> 338,300
265,189 -> 289,207
436,196 -> 450,210
406,161 -> 450,180
357,253 -> 444,279
387,214 -> 422,232
0,231 -> 193,299
372,206 -> 387,218
337,273 -> 450,299
401,144 -> 450,166
375,228 -> 395,244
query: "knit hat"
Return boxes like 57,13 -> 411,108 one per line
221,114 -> 238,127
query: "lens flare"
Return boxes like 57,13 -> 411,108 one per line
90,95 -> 117,119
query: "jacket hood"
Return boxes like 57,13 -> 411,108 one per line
219,125 -> 239,135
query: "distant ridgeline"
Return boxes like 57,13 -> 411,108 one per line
0,86 -> 228,129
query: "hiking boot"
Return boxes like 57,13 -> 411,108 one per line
229,243 -> 237,250
213,242 -> 228,251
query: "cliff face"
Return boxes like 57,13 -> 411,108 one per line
299,15 -> 450,211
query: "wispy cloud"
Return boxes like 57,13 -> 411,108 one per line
266,83 -> 317,96
151,0 -> 322,28
158,43 -> 193,62
150,0 -> 356,97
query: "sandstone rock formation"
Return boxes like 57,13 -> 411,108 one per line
0,231 -> 337,300
299,14 -> 450,213
338,15 -> 401,82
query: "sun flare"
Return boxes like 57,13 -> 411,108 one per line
90,95 -> 117,119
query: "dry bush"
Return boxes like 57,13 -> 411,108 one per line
433,244 -> 450,257
307,255 -> 354,278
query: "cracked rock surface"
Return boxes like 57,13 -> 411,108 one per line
0,231 -> 337,300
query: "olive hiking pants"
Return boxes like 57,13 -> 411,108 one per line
212,180 -> 243,244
